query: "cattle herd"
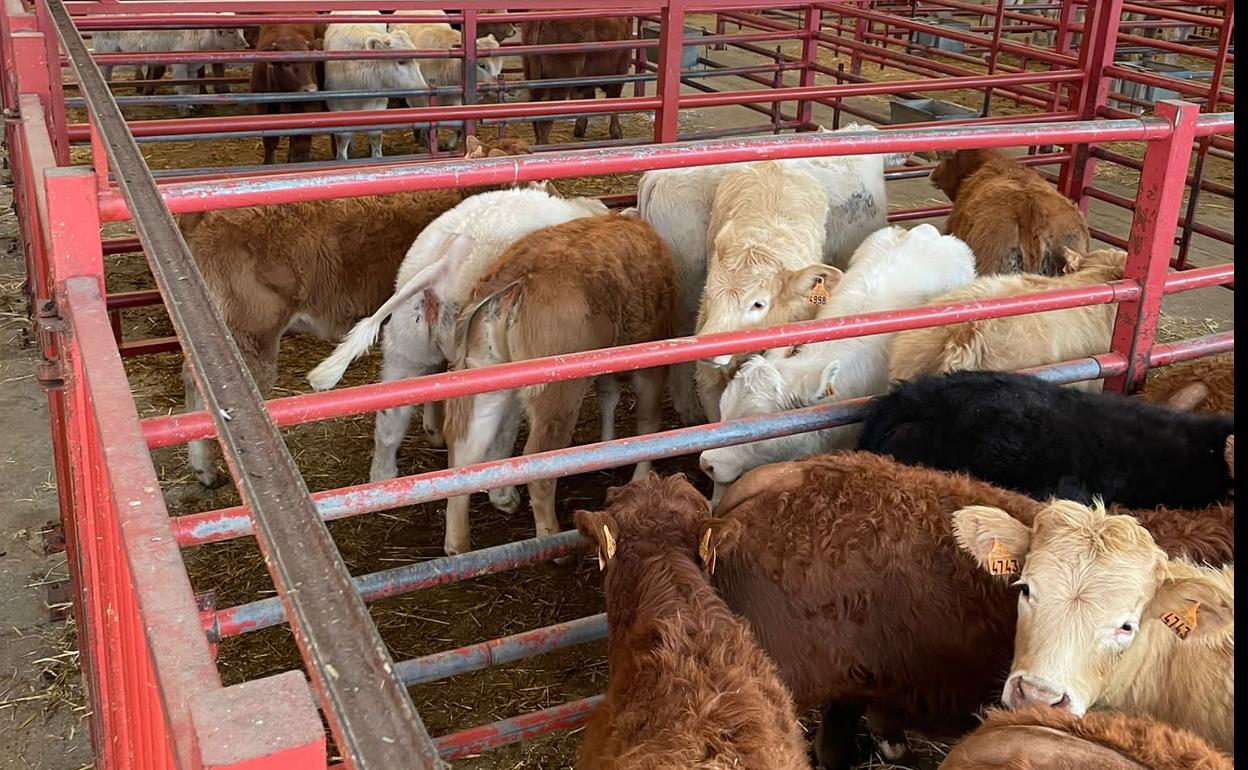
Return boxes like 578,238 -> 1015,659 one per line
100,13 -> 1235,770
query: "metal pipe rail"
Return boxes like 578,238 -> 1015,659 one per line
96,113 -> 1177,221
45,2 -> 444,767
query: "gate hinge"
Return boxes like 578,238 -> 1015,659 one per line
34,299 -> 68,392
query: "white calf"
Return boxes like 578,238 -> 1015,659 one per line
94,19 -> 247,116
699,224 -> 976,498
307,186 -> 609,485
638,123 -> 901,424
323,20 -> 428,160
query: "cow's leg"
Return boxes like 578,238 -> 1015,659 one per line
628,367 -> 665,481
171,63 -> 197,117
573,86 -> 594,138
521,379 -> 587,541
443,389 -> 522,555
211,63 -> 228,94
334,132 -> 353,161
141,64 -> 166,96
367,130 -> 384,158
814,699 -> 867,770
287,133 -> 312,164
370,306 -> 446,481
602,81 -> 624,140
261,134 -> 280,165
100,64 -> 114,87
866,706 -> 912,763
187,327 -> 281,488
594,376 -> 620,443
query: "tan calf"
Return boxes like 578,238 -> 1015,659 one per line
441,215 -> 675,555
695,161 -> 838,420
889,248 -> 1127,390
954,500 -> 1234,753
932,148 -> 1089,276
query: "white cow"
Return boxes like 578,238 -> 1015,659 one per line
307,185 -> 609,485
323,16 -> 429,160
638,123 -> 903,424
93,17 -> 247,116
698,224 -> 976,500
390,11 -> 504,150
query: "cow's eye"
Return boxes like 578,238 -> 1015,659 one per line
1118,622 -> 1134,634
1015,581 -> 1031,598
751,300 -> 766,311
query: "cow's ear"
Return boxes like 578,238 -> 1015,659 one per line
574,509 -> 619,570
814,359 -> 841,400
1146,573 -> 1232,641
698,517 -> 743,575
487,148 -> 508,157
1224,435 -> 1234,481
366,36 -> 386,50
310,38 -> 324,51
464,135 -> 483,158
784,264 -> 842,306
1058,247 -> 1084,275
952,506 -> 1031,577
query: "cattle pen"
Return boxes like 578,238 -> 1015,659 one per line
0,1 -> 1234,769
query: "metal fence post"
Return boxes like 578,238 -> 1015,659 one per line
1104,100 -> 1200,395
1059,0 -> 1123,211
653,0 -> 685,143
797,3 -> 822,129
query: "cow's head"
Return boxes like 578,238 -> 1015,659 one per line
574,473 -> 711,572
699,354 -> 837,486
368,30 -> 428,89
212,27 -> 249,50
953,500 -> 1232,717
930,148 -> 1000,201
474,34 -> 504,82
264,36 -> 319,94
698,221 -> 841,366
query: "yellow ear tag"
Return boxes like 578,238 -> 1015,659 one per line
597,552 -> 606,571
699,527 -> 716,574
807,276 -> 829,306
987,539 -> 1020,576
602,524 -> 617,560
1161,601 -> 1200,640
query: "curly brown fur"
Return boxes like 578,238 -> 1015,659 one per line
709,452 -> 1234,769
932,149 -> 1089,276
940,708 -> 1232,770
1137,352 -> 1234,415
574,474 -> 808,770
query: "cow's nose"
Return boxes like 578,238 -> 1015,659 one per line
1012,677 -> 1071,711
699,456 -> 715,481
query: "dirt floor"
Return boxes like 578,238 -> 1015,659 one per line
3,17 -> 1237,770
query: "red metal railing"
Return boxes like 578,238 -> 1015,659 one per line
1,0 -> 1234,768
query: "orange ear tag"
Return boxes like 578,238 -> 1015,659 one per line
987,539 -> 1020,576
1161,601 -> 1200,640
807,276 -> 829,306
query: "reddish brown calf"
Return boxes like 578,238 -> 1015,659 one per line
574,474 -> 808,770
932,148 -> 1090,276
249,24 -> 325,165
940,708 -> 1233,770
521,17 -> 631,145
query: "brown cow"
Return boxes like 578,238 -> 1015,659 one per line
940,708 -> 1233,770
574,474 -> 808,770
931,148 -> 1090,276
1138,351 -> 1234,415
521,17 -> 631,145
702,452 -> 1234,770
249,24 -> 326,164
179,135 -> 529,487
441,215 -> 675,555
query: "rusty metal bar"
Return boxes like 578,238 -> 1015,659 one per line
44,3 -> 443,767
